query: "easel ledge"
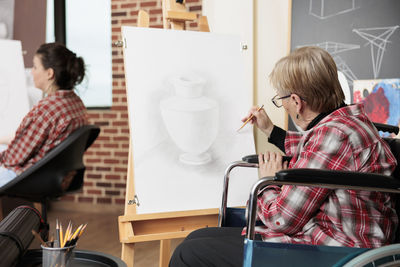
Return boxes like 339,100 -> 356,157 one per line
119,208 -> 218,243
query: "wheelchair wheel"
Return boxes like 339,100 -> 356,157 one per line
342,244 -> 400,267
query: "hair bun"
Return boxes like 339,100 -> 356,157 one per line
35,42 -> 86,90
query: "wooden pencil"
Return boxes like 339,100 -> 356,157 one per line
54,219 -> 60,248
59,222 -> 64,249
62,221 -> 72,248
65,224 -> 83,247
78,223 -> 87,238
237,104 -> 264,132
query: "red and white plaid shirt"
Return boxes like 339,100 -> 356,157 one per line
0,90 -> 88,174
255,104 -> 397,248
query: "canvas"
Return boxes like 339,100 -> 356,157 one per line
122,26 -> 257,214
353,78 -> 400,137
0,39 -> 29,138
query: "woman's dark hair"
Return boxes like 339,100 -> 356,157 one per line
35,42 -> 85,90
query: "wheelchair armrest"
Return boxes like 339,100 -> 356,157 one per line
245,169 -> 400,240
242,154 -> 292,164
275,169 -> 400,191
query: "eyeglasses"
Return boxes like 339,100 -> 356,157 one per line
271,94 -> 291,108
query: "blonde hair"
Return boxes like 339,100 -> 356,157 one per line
269,46 -> 345,113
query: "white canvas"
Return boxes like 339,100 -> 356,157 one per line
0,39 -> 29,137
122,26 -> 258,214
24,68 -> 43,109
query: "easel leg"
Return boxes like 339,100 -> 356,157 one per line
159,239 -> 171,267
122,243 -> 135,267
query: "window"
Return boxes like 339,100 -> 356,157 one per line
46,0 -> 112,108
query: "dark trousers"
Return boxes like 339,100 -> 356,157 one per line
169,227 -> 245,267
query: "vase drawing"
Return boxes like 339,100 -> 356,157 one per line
160,75 -> 219,165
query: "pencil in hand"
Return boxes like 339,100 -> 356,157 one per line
237,104 -> 264,132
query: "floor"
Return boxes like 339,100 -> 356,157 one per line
28,207 -> 184,267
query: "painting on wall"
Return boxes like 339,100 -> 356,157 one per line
122,26 -> 258,214
0,0 -> 14,39
353,79 -> 400,137
0,39 -> 29,138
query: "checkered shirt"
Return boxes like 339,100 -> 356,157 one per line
254,104 -> 398,248
0,90 -> 88,174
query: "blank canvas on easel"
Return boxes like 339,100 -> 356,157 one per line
122,26 -> 257,214
0,39 -> 29,137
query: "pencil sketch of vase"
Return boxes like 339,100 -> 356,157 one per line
160,75 -> 219,165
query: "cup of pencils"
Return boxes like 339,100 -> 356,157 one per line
41,220 -> 87,267
42,241 -> 75,267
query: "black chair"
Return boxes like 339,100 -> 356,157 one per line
219,123 -> 400,266
0,125 -> 100,225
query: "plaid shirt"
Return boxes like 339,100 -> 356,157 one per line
255,104 -> 397,248
0,90 -> 87,174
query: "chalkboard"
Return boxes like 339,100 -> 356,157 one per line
291,0 -> 400,96
288,0 -> 400,130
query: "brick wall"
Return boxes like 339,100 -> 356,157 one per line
60,0 -> 202,206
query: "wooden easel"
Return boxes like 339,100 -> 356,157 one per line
118,3 -> 216,267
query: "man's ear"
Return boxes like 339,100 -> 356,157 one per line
46,68 -> 55,81
291,94 -> 303,113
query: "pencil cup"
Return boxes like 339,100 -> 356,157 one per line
42,242 -> 76,267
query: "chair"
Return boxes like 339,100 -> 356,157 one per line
0,125 -> 100,225
218,123 -> 400,266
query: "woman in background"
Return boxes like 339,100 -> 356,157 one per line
0,42 -> 88,187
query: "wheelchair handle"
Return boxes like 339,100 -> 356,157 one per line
373,122 -> 399,135
218,161 -> 258,227
219,155 -> 293,227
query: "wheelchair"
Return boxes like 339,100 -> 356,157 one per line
218,123 -> 400,267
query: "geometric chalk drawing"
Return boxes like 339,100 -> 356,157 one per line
353,26 -> 399,78
305,41 -> 360,55
296,41 -> 360,87
309,0 -> 359,20
333,56 -> 358,87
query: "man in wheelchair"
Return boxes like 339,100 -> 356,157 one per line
169,46 -> 398,267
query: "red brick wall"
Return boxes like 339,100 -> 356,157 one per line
60,0 -> 202,206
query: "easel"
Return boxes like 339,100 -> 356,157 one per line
118,2 -> 217,267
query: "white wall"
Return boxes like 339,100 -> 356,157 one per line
203,0 -> 291,153
254,0 -> 291,153
203,0 -> 254,104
